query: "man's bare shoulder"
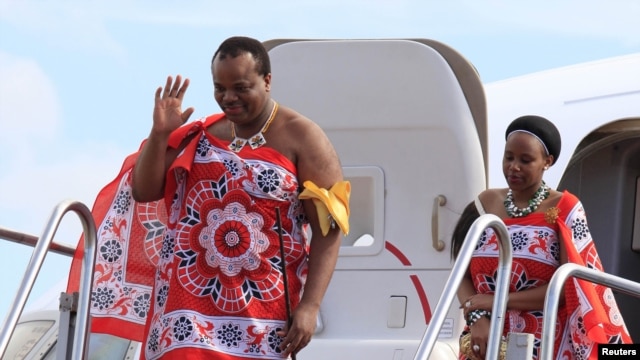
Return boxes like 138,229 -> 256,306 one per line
277,106 -> 322,137
271,105 -> 332,152
273,104 -> 342,184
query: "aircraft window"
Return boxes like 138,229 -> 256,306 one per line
87,333 -> 133,359
633,177 -> 640,252
3,319 -> 54,359
40,333 -> 135,359
339,166 -> 385,256
302,166 -> 384,257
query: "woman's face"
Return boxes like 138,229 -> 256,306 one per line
502,131 -> 553,192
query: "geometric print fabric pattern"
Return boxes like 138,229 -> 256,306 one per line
462,192 -> 631,360
144,127 -> 309,359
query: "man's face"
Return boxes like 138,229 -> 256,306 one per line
212,52 -> 271,125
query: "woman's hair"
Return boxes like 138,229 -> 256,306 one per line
451,201 -> 481,260
505,115 -> 562,165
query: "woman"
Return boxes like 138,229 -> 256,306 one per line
452,115 -> 631,360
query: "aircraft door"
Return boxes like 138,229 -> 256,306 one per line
266,39 -> 487,359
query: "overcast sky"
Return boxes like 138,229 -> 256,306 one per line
1,0 -> 639,320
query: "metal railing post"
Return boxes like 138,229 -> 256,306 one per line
0,200 -> 97,360
540,263 -> 640,359
413,214 -> 512,360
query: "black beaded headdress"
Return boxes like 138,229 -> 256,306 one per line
505,115 -> 561,165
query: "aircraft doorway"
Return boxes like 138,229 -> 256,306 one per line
558,119 -> 640,342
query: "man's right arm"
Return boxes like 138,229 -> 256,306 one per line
132,133 -> 174,202
132,75 -> 194,202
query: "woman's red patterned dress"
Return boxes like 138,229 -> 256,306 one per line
460,191 -> 630,360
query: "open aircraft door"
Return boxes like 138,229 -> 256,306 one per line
486,54 -> 640,344
266,39 -> 487,359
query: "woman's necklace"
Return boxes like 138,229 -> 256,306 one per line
504,180 -> 550,217
228,101 -> 279,152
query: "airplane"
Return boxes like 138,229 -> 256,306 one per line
1,38 -> 638,359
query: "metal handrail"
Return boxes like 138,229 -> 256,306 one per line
0,227 -> 76,257
540,263 -> 640,359
414,214 -> 513,360
0,200 -> 97,360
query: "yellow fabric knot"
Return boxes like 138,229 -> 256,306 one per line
299,180 -> 351,236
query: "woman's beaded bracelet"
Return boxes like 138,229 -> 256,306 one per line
466,309 -> 491,326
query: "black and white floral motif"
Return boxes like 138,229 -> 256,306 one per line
224,158 -> 242,177
156,285 -> 169,308
511,231 -> 528,251
246,343 -> 261,354
147,328 -> 160,352
217,322 -> 244,348
103,219 -> 113,231
114,190 -> 132,214
572,217 -> 589,241
173,316 -> 194,342
549,239 -> 560,261
91,286 -> 116,310
196,137 -> 212,157
100,239 -> 123,263
160,232 -> 175,260
475,231 -> 488,250
133,293 -> 151,318
267,327 -> 284,353
257,169 -> 280,193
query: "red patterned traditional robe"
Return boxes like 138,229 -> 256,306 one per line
69,114 -> 309,359
460,191 -> 631,360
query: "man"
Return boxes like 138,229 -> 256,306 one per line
131,36 -> 349,359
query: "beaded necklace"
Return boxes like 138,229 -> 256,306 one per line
504,180 -> 550,217
228,101 -> 279,152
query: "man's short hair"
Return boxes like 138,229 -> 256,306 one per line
212,36 -> 271,76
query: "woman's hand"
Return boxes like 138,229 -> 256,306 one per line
469,316 -> 490,359
461,293 -> 494,318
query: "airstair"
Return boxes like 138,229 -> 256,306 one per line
2,202 -> 640,360
0,200 -> 97,359
412,214 -> 640,360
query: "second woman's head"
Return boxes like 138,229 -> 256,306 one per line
503,115 -> 561,191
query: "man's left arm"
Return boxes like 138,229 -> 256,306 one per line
280,118 -> 346,357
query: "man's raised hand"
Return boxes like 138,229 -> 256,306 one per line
152,75 -> 195,137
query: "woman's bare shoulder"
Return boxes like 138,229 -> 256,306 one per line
538,188 -> 564,212
478,188 -> 507,203
478,188 -> 508,215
